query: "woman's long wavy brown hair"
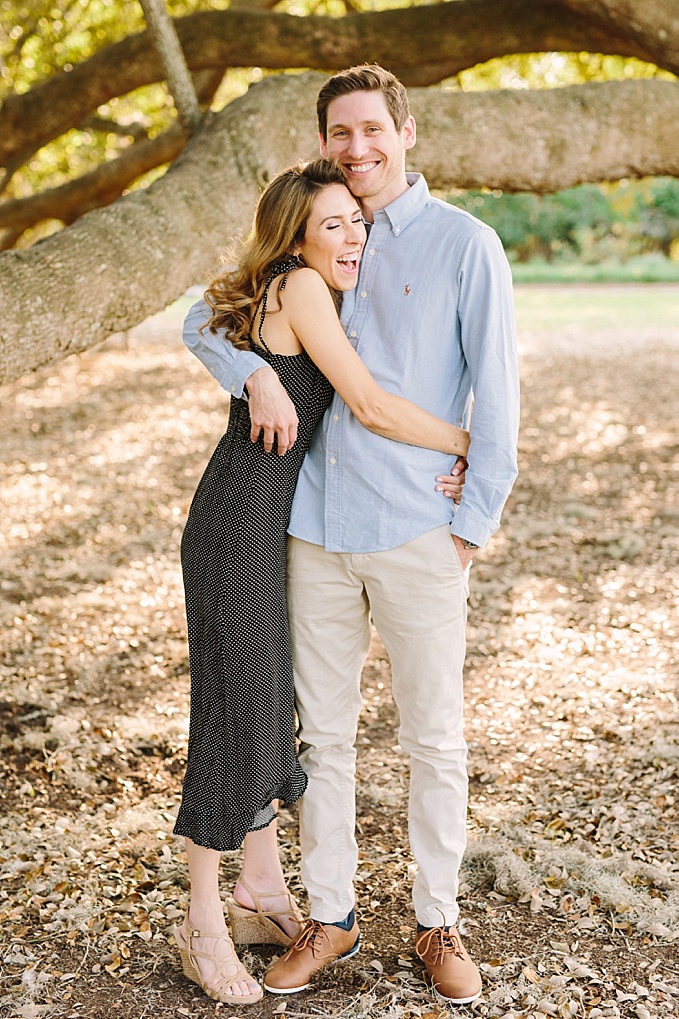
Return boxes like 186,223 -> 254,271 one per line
203,158 -> 349,350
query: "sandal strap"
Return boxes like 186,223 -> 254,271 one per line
234,877 -> 299,918
189,927 -> 232,940
188,944 -> 240,973
176,914 -> 261,1000
184,925 -> 255,982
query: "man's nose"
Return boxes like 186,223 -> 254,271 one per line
345,133 -> 368,159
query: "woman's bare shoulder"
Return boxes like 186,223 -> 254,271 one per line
284,266 -> 329,297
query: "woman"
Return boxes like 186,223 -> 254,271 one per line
173,159 -> 469,1004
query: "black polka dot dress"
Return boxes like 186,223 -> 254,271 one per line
174,267 -> 334,852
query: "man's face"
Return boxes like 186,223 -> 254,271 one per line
320,90 -> 416,215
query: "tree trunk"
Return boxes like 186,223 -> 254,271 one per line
1,72 -> 677,386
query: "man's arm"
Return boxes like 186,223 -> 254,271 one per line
182,298 -> 299,454
450,228 -> 520,551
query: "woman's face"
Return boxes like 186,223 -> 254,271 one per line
295,184 -> 366,292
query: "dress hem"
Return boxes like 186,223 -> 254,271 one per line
172,773 -> 308,853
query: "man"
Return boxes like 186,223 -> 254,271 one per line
183,65 -> 519,1004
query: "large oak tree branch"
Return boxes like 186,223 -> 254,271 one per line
562,0 -> 679,75
0,67 -> 224,242
411,79 -> 679,193
82,115 -> 150,141
0,125 -> 186,242
1,73 -> 677,386
2,0 -> 677,171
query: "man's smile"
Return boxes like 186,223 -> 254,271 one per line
346,161 -> 379,174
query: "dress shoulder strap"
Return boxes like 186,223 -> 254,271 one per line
250,256 -> 303,355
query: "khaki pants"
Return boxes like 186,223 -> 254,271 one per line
286,525 -> 470,927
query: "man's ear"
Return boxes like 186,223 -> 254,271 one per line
403,115 -> 416,152
319,132 -> 328,157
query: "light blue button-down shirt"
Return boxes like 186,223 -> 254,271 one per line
183,173 -> 519,552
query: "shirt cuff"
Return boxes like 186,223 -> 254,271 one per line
213,350 -> 270,399
450,507 -> 497,549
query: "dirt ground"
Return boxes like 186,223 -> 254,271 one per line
0,287 -> 677,1019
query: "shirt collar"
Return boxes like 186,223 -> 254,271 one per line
371,172 -> 429,236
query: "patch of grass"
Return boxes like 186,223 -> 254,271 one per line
511,254 -> 679,284
513,282 -> 679,334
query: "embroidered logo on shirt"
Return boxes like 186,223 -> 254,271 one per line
404,283 -> 411,295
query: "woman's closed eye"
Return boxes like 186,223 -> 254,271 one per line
326,217 -> 363,231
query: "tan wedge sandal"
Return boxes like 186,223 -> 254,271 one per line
174,914 -> 263,1005
226,877 -> 304,948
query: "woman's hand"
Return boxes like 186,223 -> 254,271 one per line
435,456 -> 467,504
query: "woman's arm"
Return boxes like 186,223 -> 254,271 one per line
285,269 -> 469,457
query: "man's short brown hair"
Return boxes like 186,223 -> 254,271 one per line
317,64 -> 410,139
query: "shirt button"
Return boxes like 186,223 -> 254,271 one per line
369,249 -> 376,256
349,331 -> 357,338
230,385 -> 236,393
394,226 -> 400,235
360,291 -> 367,299
332,414 -> 339,423
329,457 -> 337,465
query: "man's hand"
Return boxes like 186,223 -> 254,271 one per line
245,365 -> 299,455
435,456 -> 467,504
451,534 -> 475,570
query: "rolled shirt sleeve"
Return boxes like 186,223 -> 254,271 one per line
182,298 -> 268,398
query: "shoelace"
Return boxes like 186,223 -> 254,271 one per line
417,927 -> 464,965
291,918 -> 325,955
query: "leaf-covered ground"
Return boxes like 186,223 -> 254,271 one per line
1,287 -> 677,1019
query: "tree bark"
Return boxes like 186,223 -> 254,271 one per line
2,0 -> 678,172
138,0 -> 202,137
0,125 -> 186,241
410,78 -> 679,193
82,115 -> 150,142
0,68 -> 224,245
1,72 -> 677,386
562,0 -> 679,75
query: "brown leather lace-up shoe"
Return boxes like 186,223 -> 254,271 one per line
415,925 -> 482,1004
263,917 -> 360,994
